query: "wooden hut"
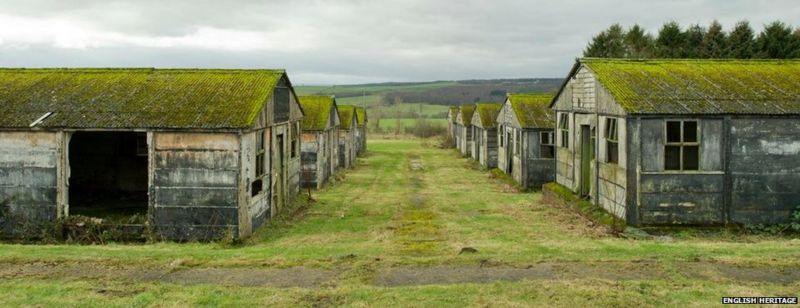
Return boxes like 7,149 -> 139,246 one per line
337,105 -> 358,169
455,105 -> 475,156
470,103 -> 502,168
550,58 -> 800,226
496,94 -> 555,189
0,68 -> 304,240
447,107 -> 459,147
298,96 -> 340,189
355,107 -> 368,156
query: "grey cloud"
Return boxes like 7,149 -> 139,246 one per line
0,0 -> 798,83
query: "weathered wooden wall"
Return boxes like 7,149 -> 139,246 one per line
300,132 -> 329,189
728,117 -> 800,224
475,128 -> 498,168
524,129 -> 555,190
151,132 -> 240,241
0,132 -> 59,237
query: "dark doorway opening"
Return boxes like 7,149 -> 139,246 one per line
68,131 -> 148,222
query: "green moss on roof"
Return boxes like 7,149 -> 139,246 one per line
0,68 -> 287,129
355,107 -> 367,126
581,58 -> 800,114
448,107 -> 459,123
457,105 -> 475,126
298,95 -> 335,131
509,94 -> 554,128
338,105 -> 356,130
473,103 -> 502,128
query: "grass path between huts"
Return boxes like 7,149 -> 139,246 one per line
0,138 -> 799,306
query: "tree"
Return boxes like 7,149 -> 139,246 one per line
727,21 -> 755,58
583,24 -> 627,58
755,21 -> 795,58
792,28 -> 800,58
624,24 -> 655,58
701,20 -> 728,58
683,24 -> 707,58
656,22 -> 685,58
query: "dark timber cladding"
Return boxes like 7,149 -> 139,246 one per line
470,103 -> 502,168
496,94 -> 555,189
298,95 -> 340,189
551,58 -> 800,226
0,68 -> 304,240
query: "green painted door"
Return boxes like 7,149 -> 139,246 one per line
580,125 -> 591,197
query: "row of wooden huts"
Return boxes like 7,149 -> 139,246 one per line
297,95 -> 367,189
0,68 -> 366,241
450,58 -> 800,227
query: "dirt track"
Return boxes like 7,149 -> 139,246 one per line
2,260 -> 798,288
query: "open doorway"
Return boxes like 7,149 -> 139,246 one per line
68,131 -> 148,222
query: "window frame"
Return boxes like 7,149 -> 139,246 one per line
540,131 -> 555,159
515,130 -> 521,156
558,113 -> 569,148
663,120 -> 700,171
605,118 -> 619,164
253,129 -> 267,197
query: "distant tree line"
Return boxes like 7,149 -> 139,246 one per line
584,20 -> 800,59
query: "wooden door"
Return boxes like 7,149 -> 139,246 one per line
580,125 -> 592,197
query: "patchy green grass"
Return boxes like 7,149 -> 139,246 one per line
1,139 -> 799,306
378,118 -> 447,130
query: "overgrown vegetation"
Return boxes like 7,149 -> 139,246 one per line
585,20 -> 800,59
1,139 -> 799,306
744,206 -> 800,235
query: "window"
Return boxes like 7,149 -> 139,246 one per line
540,131 -> 554,158
515,130 -> 521,155
291,122 -> 299,158
274,86 -> 290,123
559,113 -> 569,148
253,130 -> 266,197
664,120 -> 699,171
255,130 -> 266,177
499,126 -> 504,146
605,118 -> 619,164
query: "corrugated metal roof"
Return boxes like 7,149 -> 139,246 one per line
581,58 -> 800,114
0,68 -> 286,129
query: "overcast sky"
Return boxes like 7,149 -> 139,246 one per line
0,0 -> 798,84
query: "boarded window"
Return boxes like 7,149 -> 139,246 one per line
605,118 -> 619,164
273,86 -> 290,123
664,120 -> 699,171
540,131 -> 554,158
559,113 -> 569,148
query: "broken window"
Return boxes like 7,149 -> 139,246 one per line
664,120 -> 699,171
559,113 -> 569,148
291,122 -> 299,158
605,118 -> 619,164
253,130 -> 267,197
540,131 -> 554,158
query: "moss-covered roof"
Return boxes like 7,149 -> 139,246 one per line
580,58 -> 800,114
473,103 -> 502,128
457,105 -> 475,126
355,107 -> 367,127
338,105 -> 356,130
448,107 -> 459,123
0,68 -> 289,129
299,95 -> 336,131
509,94 -> 554,128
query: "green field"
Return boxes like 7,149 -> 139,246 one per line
1,138 -> 798,306
377,118 -> 448,130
